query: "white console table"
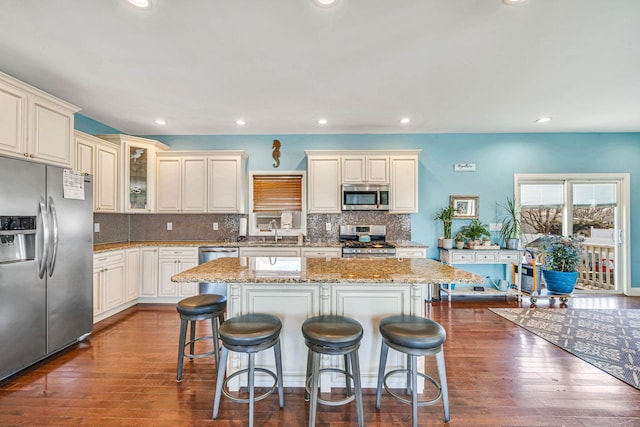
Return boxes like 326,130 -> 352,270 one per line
438,248 -> 523,299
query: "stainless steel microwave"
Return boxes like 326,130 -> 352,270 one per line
342,184 -> 390,211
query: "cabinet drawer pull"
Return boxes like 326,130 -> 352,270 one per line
97,257 -> 107,261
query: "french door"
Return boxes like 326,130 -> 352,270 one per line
514,174 -> 630,294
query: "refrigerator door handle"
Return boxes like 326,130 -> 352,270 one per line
36,197 -> 50,279
47,196 -> 59,277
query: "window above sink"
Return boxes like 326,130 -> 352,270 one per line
249,171 -> 307,238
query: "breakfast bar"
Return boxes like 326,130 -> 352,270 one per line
172,256 -> 483,391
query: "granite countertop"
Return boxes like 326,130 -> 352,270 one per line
93,240 -> 427,253
171,256 -> 482,285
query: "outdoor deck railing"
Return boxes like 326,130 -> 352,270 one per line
578,242 -> 615,290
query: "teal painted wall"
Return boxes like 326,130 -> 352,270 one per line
70,114 -> 638,286
144,132 -> 640,286
75,114 -> 122,135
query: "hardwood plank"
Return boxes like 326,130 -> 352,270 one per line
1,296 -> 640,426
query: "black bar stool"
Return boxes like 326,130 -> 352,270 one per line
302,315 -> 364,427
176,294 -> 226,382
375,314 -> 450,427
212,313 -> 284,427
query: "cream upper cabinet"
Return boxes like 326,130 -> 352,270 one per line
389,154 -> 419,213
74,131 -> 119,212
96,134 -> 169,213
156,154 -> 207,213
0,71 -> 78,168
157,150 -> 247,214
208,152 -> 247,213
306,154 -> 341,213
342,155 -> 389,184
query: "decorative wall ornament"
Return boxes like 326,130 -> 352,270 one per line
454,162 -> 476,172
272,139 -> 281,168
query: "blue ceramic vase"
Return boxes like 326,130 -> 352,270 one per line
542,270 -> 578,295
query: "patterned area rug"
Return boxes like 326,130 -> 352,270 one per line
489,307 -> 640,389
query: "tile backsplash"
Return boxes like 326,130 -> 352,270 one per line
94,212 -> 411,244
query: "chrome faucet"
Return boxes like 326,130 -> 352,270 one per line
268,219 -> 279,242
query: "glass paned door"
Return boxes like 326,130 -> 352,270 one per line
570,182 -> 618,291
518,178 -> 622,293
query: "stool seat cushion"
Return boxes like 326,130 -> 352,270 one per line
219,313 -> 282,346
302,315 -> 363,348
379,315 -> 446,349
176,294 -> 226,316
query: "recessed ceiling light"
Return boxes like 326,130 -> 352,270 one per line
317,118 -> 328,125
536,116 -> 552,124
236,119 -> 246,126
502,0 -> 526,5
128,0 -> 152,9
399,118 -> 411,124
312,0 -> 337,7
154,119 -> 166,125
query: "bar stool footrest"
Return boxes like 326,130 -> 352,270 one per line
305,367 -> 355,406
383,368 -> 442,407
183,334 -> 218,359
222,368 -> 278,403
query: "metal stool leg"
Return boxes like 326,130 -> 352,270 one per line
212,346 -> 229,420
344,354 -> 352,396
248,352 -> 255,427
210,316 -> 220,369
375,341 -> 389,409
350,350 -> 364,427
436,350 -> 450,422
274,340 -> 285,408
410,355 -> 418,427
176,318 -> 189,382
304,349 -> 312,401
308,351 -> 321,427
189,320 -> 196,360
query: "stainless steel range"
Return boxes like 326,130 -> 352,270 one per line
340,225 -> 396,258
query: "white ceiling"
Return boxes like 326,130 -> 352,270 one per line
1,0 -> 639,136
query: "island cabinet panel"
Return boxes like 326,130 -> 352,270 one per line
226,283 -> 321,390
223,281 -> 425,391
332,285 -> 416,387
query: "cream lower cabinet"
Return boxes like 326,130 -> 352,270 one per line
75,131 -> 119,212
125,248 -> 140,302
93,251 -> 126,322
139,247 -> 159,297
158,247 -> 198,297
395,247 -> 427,258
301,247 -> 342,258
239,246 -> 301,257
0,71 -> 78,168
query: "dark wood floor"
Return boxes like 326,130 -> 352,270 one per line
2,295 -> 640,426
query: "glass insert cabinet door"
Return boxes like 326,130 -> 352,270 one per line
128,145 -> 149,210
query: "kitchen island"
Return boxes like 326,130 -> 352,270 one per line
172,257 -> 482,391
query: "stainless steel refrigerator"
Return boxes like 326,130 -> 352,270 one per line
0,155 -> 93,381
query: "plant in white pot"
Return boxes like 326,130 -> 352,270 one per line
434,205 -> 455,249
540,234 -> 584,294
499,196 -> 522,249
454,231 -> 467,249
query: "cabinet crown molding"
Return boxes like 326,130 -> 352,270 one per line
0,70 -> 79,113
305,149 -> 422,156
96,134 -> 170,152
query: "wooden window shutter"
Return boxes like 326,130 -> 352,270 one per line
253,174 -> 303,212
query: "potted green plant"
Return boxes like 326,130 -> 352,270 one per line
454,231 -> 467,249
434,205 -> 456,249
458,219 -> 490,247
540,234 -> 584,294
499,196 -> 522,249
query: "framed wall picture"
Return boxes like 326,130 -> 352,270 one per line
450,195 -> 479,219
